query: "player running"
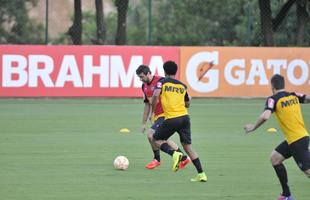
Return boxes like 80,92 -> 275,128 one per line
136,65 -> 190,170
244,74 -> 310,200
151,61 -> 207,182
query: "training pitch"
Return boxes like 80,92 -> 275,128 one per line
0,98 -> 309,200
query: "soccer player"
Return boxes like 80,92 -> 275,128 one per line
244,74 -> 310,200
136,65 -> 190,170
151,61 -> 207,182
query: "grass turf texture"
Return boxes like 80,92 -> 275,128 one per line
0,98 -> 309,200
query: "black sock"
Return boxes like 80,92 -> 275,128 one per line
153,150 -> 160,162
160,143 -> 174,156
192,158 -> 203,173
176,148 -> 187,161
273,164 -> 291,197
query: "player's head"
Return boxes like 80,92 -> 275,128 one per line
271,74 -> 285,94
163,61 -> 178,76
136,65 -> 152,83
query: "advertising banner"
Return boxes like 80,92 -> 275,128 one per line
0,45 -> 179,97
180,47 -> 310,97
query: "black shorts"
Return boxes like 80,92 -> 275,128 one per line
275,136 -> 310,171
150,117 -> 164,131
153,115 -> 191,144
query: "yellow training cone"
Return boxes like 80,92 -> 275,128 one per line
120,128 -> 130,133
267,128 -> 277,133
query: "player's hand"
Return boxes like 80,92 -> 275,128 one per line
140,124 -> 146,134
244,124 -> 255,134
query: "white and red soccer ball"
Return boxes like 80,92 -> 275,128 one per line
113,156 -> 129,170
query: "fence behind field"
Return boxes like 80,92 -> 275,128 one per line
0,0 -> 309,46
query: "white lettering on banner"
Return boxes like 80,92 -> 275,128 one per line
110,55 -> 142,88
148,56 -> 165,78
2,55 -> 27,87
267,59 -> 287,74
246,59 -> 268,85
83,55 -> 109,88
186,51 -> 219,92
110,55 -> 165,88
225,59 -> 245,85
1,54 -> 165,88
287,59 -> 308,85
28,55 -> 54,87
56,55 -> 83,87
186,52 -> 310,93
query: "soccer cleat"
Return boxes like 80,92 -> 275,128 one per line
172,151 -> 183,172
190,172 -> 207,182
179,157 -> 191,169
277,195 -> 294,200
145,159 -> 161,169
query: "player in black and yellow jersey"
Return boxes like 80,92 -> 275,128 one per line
151,61 -> 207,182
244,74 -> 310,200
135,65 -> 190,170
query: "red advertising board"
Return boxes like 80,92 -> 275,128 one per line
0,45 -> 179,97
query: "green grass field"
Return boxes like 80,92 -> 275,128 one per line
0,98 -> 309,200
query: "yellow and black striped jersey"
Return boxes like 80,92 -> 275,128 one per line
265,91 -> 309,144
155,77 -> 190,119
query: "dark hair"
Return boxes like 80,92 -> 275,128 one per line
136,65 -> 151,75
271,74 -> 285,90
163,61 -> 178,75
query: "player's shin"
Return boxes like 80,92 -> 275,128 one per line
159,142 -> 174,156
192,158 -> 203,173
273,164 -> 291,197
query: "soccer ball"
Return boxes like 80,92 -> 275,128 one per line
113,156 -> 129,170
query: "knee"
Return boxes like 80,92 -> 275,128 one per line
270,151 -> 284,166
181,144 -> 190,153
147,132 -> 153,141
150,135 -> 161,147
270,156 -> 280,165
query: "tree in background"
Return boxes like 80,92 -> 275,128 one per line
68,0 -> 82,45
259,0 -> 309,46
259,0 -> 274,46
296,0 -> 308,45
125,0 -> 309,46
0,0 -> 44,44
2,0 -> 307,46
94,0 -> 106,44
128,0 -> 247,46
115,0 -> 128,45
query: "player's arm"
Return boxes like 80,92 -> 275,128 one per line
140,103 -> 151,133
244,109 -> 272,134
151,80 -> 163,113
151,89 -> 161,114
140,85 -> 151,133
184,92 -> 191,108
294,92 -> 310,104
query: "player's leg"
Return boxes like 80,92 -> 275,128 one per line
144,135 -> 181,169
271,141 -> 292,199
178,115 -> 207,182
182,144 -> 207,182
153,118 -> 184,172
289,136 -> 310,178
152,118 -> 176,155
145,128 -> 161,169
144,117 -> 165,169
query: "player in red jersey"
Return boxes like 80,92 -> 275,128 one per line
136,65 -> 190,170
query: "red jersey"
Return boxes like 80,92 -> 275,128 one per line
142,76 -> 164,120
